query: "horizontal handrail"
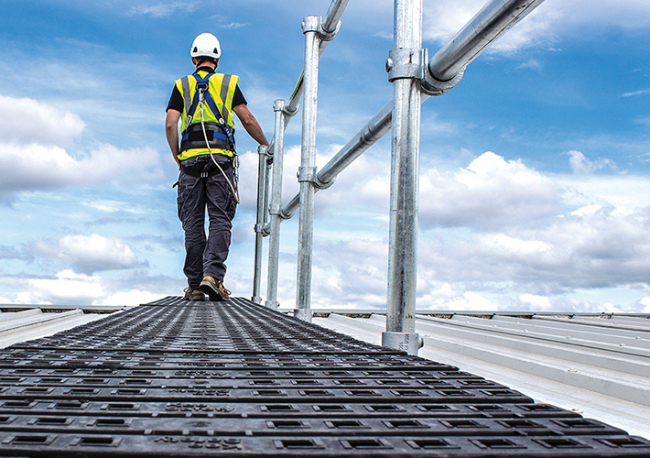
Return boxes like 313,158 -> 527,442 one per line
271,0 -> 546,226
269,0 -> 350,154
429,0 -> 546,82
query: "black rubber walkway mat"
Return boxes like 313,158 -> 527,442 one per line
0,297 -> 648,457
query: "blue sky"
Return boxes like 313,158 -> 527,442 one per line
1,0 -> 650,312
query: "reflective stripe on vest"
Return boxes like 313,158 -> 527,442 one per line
175,71 -> 240,161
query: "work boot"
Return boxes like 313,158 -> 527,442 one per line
183,287 -> 205,302
199,276 -> 231,302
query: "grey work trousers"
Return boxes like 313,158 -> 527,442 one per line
177,161 -> 237,290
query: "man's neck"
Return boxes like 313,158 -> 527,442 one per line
195,65 -> 216,73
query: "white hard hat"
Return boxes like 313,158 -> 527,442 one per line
190,33 -> 221,60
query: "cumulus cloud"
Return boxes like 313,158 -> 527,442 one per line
421,0 -> 559,54
236,145 -> 302,214
567,150 -> 616,174
422,0 -> 650,53
418,203 -> 650,294
22,270 -> 106,305
0,95 -> 166,197
419,152 -> 562,229
0,95 -> 85,147
0,142 -> 164,193
261,148 -> 650,312
30,234 -> 139,274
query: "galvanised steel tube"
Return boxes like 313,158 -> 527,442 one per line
294,16 -> 322,323
285,0 -> 349,117
429,0 -> 546,82
383,0 -> 423,356
265,100 -> 287,310
278,102 -> 393,221
251,144 -> 269,304
251,0 -> 348,303
322,0 -> 348,33
276,0 -> 548,222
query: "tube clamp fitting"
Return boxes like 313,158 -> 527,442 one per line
257,144 -> 269,156
273,100 -> 286,112
386,48 -> 426,82
268,203 -> 283,216
302,15 -> 340,41
297,166 -> 315,183
421,65 -> 466,96
297,166 -> 334,190
381,331 -> 424,356
283,104 -> 300,117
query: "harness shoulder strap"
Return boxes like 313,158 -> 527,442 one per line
182,72 -> 237,147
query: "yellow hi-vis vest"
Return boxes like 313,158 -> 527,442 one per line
175,70 -> 240,161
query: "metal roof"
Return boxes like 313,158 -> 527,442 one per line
0,304 -> 128,350
311,310 -> 650,440
1,298 -> 648,456
2,304 -> 648,441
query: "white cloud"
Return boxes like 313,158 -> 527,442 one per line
622,88 -> 650,98
567,150 -> 616,174
419,152 -> 562,229
639,297 -> 650,313
235,143 -> 650,313
0,143 -> 164,193
0,95 -> 85,147
420,0 -> 650,58
422,0 -> 559,54
95,290 -> 161,306
518,59 -> 543,71
418,203 -> 650,294
31,234 -> 139,274
559,174 -> 650,212
25,270 -> 106,304
519,293 -> 553,311
129,1 -> 200,17
0,94 -> 166,198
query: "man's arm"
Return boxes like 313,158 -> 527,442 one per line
233,104 -> 270,147
165,109 -> 182,167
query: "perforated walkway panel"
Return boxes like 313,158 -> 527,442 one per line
0,297 -> 648,457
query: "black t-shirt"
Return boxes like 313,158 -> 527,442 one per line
166,67 -> 247,113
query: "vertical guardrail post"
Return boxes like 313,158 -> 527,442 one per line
265,100 -> 287,310
382,0 -> 424,355
252,144 -> 269,304
295,15 -> 323,323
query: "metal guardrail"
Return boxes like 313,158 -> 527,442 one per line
252,0 -> 548,355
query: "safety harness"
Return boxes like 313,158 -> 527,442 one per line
179,72 -> 236,153
178,71 -> 240,203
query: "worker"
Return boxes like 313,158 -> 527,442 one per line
166,32 -> 269,302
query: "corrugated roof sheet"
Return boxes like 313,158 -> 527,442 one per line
312,311 -> 650,440
2,304 -> 648,440
0,305 -> 127,349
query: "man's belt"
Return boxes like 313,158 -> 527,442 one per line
180,122 -> 234,153
180,156 -> 231,178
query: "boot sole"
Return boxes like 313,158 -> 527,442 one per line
199,280 -> 229,302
